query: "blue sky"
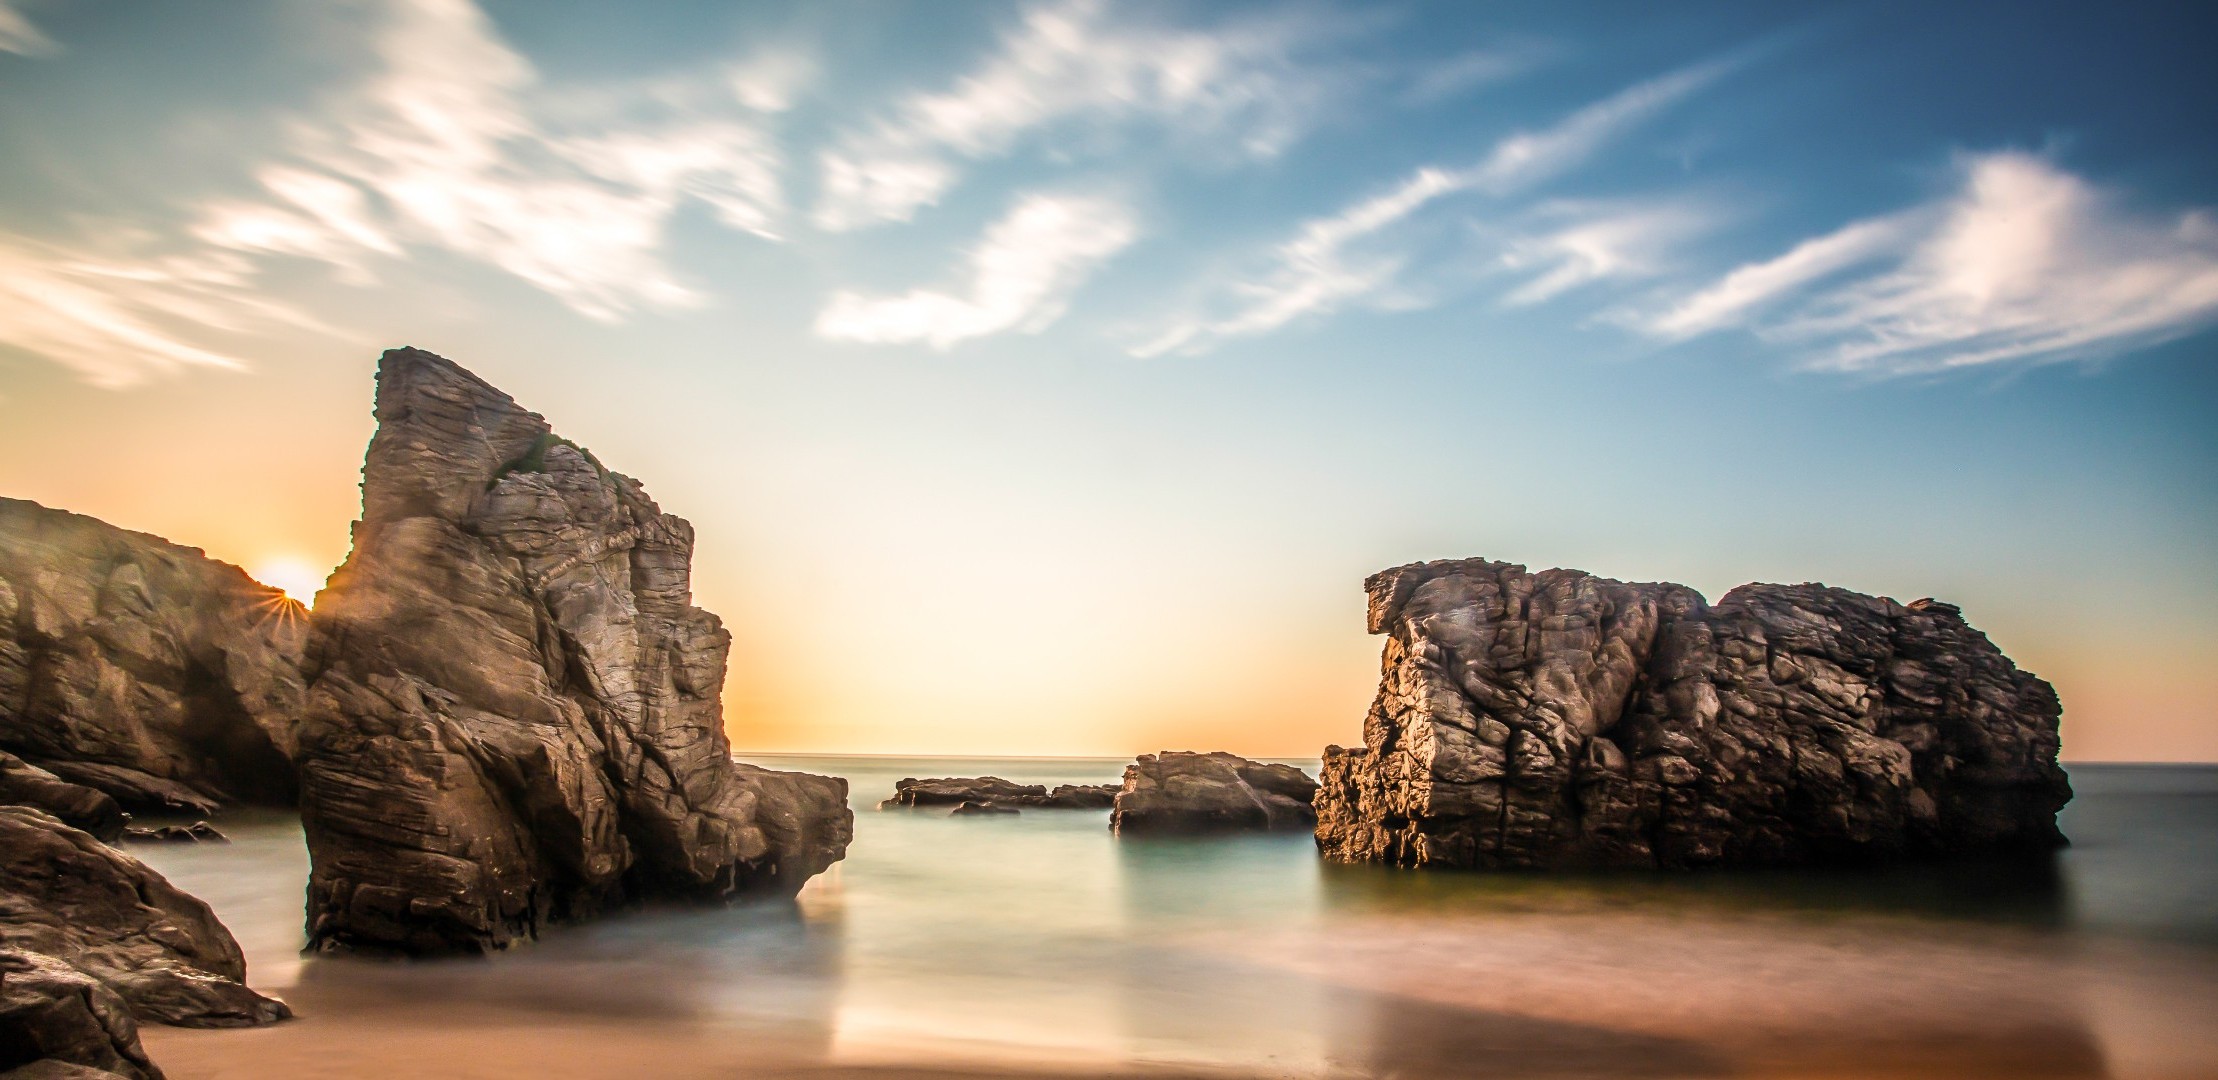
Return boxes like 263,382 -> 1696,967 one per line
1,0 -> 2213,758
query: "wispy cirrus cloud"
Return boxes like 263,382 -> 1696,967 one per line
1499,199 -> 1717,307
0,0 -> 55,56
1134,59 -> 1732,356
0,232 -> 322,388
815,193 -> 1135,349
812,0 -> 1351,232
1641,152 -> 2218,374
194,0 -> 802,321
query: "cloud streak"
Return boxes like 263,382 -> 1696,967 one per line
0,0 -> 54,56
816,193 -> 1136,349
813,0 -> 1345,232
1135,60 -> 1729,356
1643,152 -> 2218,374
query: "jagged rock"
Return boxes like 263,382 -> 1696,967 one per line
0,806 -> 288,1029
1316,559 -> 2073,870
297,347 -> 853,956
117,823 -> 225,845
0,754 -> 124,843
0,949 -> 162,1080
881,777 -> 1119,811
949,801 -> 1019,817
0,499 -> 306,813
1110,752 -> 1318,835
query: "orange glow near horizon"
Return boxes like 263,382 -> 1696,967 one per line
249,559 -> 331,609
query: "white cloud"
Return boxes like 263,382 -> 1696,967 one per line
812,0 -> 1344,232
0,0 -> 55,56
0,231 -> 321,387
1643,152 -> 2218,374
1499,200 -> 1715,307
193,0 -> 800,321
1134,61 -> 1727,356
815,193 -> 1135,349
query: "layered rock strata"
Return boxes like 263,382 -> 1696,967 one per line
0,499 -> 307,813
297,347 -> 852,956
881,777 -> 1118,811
1316,558 -> 2072,870
0,752 -> 125,842
0,806 -> 289,1029
1110,752 -> 1318,835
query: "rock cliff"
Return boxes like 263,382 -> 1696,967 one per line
1111,752 -> 1318,835
0,806 -> 289,1029
0,499 -> 306,813
1316,559 -> 2072,869
297,347 -> 851,955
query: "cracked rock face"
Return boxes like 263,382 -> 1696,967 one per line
297,348 -> 852,956
0,948 -> 164,1080
0,499 -> 306,814
1316,559 -> 2072,870
1111,752 -> 1319,835
0,806 -> 290,1031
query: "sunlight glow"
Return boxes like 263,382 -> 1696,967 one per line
251,559 -> 327,608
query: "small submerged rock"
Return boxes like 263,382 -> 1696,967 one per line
1110,752 -> 1319,835
119,822 -> 227,845
950,801 -> 1020,817
882,777 -> 1119,811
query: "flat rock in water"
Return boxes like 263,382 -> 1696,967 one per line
1110,752 -> 1318,835
0,806 -> 288,1030
1315,558 -> 2073,869
118,822 -> 226,845
950,801 -> 1019,817
297,348 -> 853,956
882,777 -> 1119,811
0,499 -> 306,814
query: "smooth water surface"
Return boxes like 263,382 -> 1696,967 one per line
134,760 -> 2218,1078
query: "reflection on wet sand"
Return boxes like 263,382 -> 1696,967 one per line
131,759 -> 2218,1079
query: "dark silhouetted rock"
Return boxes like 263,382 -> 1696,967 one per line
0,498 -> 306,814
0,949 -> 162,1080
1110,752 -> 1318,835
297,348 -> 853,956
0,754 -> 124,843
881,777 -> 1119,811
0,807 -> 288,1029
1316,559 -> 2073,870
949,801 -> 1019,817
117,823 -> 225,845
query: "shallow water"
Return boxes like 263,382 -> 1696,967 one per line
133,760 -> 2218,1079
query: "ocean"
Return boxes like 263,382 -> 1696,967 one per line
133,758 -> 2218,1079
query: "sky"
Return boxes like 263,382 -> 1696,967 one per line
0,0 -> 2213,761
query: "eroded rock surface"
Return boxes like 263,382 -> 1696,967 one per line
1316,559 -> 2072,870
0,499 -> 306,813
298,347 -> 852,956
0,949 -> 162,1080
1110,752 -> 1318,835
0,807 -> 288,1029
881,777 -> 1118,811
0,753 -> 124,843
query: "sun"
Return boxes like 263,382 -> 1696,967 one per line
251,559 -> 328,609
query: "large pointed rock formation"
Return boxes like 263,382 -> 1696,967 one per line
297,348 -> 851,955
1316,559 -> 2070,870
0,498 -> 306,814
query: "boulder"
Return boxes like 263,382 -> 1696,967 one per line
881,777 -> 1119,811
0,806 -> 289,1029
1110,752 -> 1318,835
0,498 -> 306,813
0,949 -> 162,1080
297,347 -> 853,956
1316,559 -> 2073,870
0,754 -> 124,843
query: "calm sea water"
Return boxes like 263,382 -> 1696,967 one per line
135,759 -> 2218,1079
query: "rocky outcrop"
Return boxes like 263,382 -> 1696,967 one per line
1316,559 -> 2072,870
0,753 -> 124,843
0,498 -> 306,813
297,347 -> 852,956
1110,752 -> 1318,835
881,777 -> 1119,811
0,806 -> 289,1029
0,948 -> 163,1080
